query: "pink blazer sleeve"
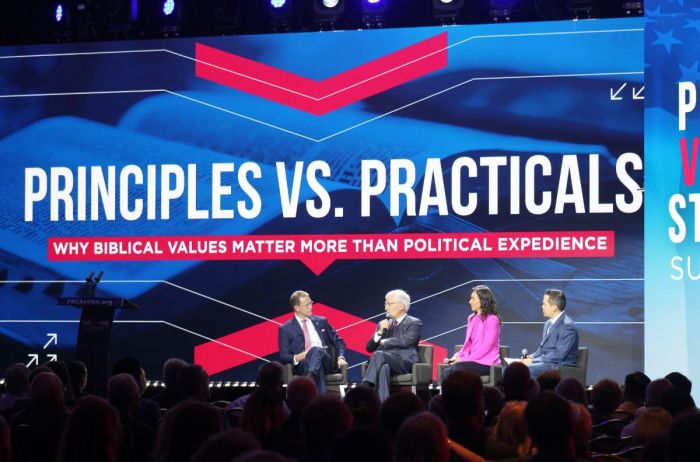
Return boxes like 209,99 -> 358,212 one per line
456,313 -> 476,357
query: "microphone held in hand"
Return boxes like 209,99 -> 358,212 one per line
521,349 -> 528,359
379,313 -> 391,334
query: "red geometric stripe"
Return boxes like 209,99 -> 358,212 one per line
194,32 -> 448,115
194,303 -> 447,379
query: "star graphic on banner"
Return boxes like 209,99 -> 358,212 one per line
647,6 -> 662,18
685,18 -> 700,33
679,61 -> 700,83
653,29 -> 683,53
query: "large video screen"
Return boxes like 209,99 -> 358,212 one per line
0,17 -> 644,384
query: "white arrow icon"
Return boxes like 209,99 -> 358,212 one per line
43,333 -> 58,349
610,83 -> 627,101
633,86 -> 645,100
46,354 -> 58,362
27,354 -> 39,367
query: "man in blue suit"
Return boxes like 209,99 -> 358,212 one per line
362,289 -> 422,401
278,290 -> 347,394
522,288 -> 579,378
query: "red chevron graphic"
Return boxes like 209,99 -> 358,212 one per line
195,32 -> 448,115
194,303 -> 447,379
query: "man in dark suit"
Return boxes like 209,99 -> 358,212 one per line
522,289 -> 579,378
362,289 -> 422,401
278,290 -> 347,394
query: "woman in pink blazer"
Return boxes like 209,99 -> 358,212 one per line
442,284 -> 502,379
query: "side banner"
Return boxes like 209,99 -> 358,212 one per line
0,18 -> 644,383
645,1 -> 700,401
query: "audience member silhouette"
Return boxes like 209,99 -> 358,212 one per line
300,396 -> 352,462
380,391 -> 424,438
112,357 -> 160,430
441,369 -> 515,460
233,449 -> 292,462
2,355 -> 700,462
503,362 -> 537,401
67,361 -> 89,402
10,372 -> 69,461
228,362 -> 286,414
108,373 -> 155,462
590,379 -> 622,425
328,426 -> 393,462
45,361 -> 76,407
621,378 -> 673,438
0,364 -> 28,411
536,369 -> 561,392
27,366 -> 52,385
524,391 -> 581,462
191,428 -> 261,462
343,385 -> 381,428
279,376 -> 317,443
152,358 -> 188,410
555,377 -> 587,405
646,378 -> 674,408
570,403 -> 592,459
666,410 -> 700,462
494,401 -> 530,457
176,364 -> 210,402
631,407 -> 672,446
615,371 -> 650,418
427,394 -> 447,424
658,387 -> 696,417
57,395 -> 121,462
0,416 -> 9,462
4,366 -> 53,420
483,385 -> 505,428
395,412 -> 450,462
240,389 -> 286,449
665,372 -> 692,395
154,400 -> 223,462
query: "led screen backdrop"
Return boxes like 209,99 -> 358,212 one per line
0,17 -> 644,384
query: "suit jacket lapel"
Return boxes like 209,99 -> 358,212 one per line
394,316 -> 410,337
291,317 -> 304,342
543,315 -> 563,342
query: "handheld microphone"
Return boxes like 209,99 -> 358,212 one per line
379,313 -> 391,334
521,348 -> 528,359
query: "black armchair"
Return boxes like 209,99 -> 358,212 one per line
437,345 -> 509,386
360,344 -> 434,394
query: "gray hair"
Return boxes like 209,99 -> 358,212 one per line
386,289 -> 411,312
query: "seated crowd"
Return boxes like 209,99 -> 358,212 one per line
0,356 -> 699,462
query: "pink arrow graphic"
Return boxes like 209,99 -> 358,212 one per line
194,303 -> 447,379
195,32 -> 448,115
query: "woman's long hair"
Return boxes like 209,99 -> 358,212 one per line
472,284 -> 501,321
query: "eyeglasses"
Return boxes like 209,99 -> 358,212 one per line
384,301 -> 401,306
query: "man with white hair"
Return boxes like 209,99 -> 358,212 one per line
362,289 -> 423,401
